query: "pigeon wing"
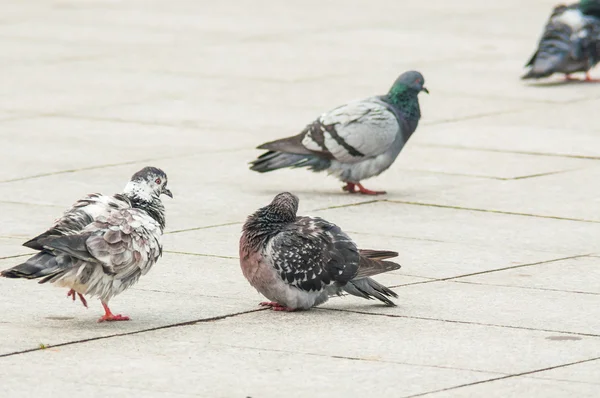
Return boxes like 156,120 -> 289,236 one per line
303,100 -> 400,164
266,216 -> 360,292
23,193 -> 130,250
39,207 -> 161,279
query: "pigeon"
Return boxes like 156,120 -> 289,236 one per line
239,192 -> 401,311
1,167 -> 173,322
522,0 -> 600,81
249,71 -> 428,195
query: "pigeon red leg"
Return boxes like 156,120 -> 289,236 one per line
342,182 -> 357,193
564,74 -> 576,81
67,289 -> 88,308
98,302 -> 130,322
585,72 -> 600,82
355,183 -> 386,195
259,301 -> 296,311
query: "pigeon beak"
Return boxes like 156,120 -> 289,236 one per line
162,187 -> 173,198
422,87 -> 429,94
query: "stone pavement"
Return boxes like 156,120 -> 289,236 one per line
1,0 -> 599,396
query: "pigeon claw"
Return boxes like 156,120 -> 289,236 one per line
342,182 -> 386,195
98,302 -> 130,322
585,72 -> 600,82
98,314 -> 130,322
259,301 -> 296,312
67,289 -> 88,308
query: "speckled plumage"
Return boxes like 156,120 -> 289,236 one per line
523,1 -> 600,79
249,71 -> 428,194
1,166 -> 173,321
239,192 -> 401,311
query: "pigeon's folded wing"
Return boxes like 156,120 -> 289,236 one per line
23,193 -> 130,250
39,207 -> 161,279
302,100 -> 400,164
267,217 -> 360,292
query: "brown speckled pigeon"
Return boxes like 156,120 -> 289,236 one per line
239,192 -> 401,311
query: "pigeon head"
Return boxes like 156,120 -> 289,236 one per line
124,166 -> 173,202
268,192 -> 299,222
388,71 -> 428,98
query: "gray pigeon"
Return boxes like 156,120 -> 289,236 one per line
249,71 -> 428,195
1,167 -> 173,322
239,192 -> 401,311
523,1 -> 600,80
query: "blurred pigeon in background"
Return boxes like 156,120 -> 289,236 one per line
239,192 -> 401,311
523,0 -> 600,81
1,167 -> 173,322
250,71 -> 428,195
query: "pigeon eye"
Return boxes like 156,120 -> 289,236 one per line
155,178 -> 161,185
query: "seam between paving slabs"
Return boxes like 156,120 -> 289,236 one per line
165,199 -> 383,235
216,343 -> 508,376
417,143 -> 600,161
0,145 -> 253,184
450,280 -> 600,296
319,308 -> 600,339
402,356 -> 600,398
385,254 -> 591,290
0,308 -> 267,359
385,199 -> 600,224
398,168 -> 583,181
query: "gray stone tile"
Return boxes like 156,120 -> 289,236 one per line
533,360 -> 600,385
427,376 -> 600,398
458,256 -> 600,295
400,166 -> 600,222
323,280 -> 600,335
315,201 -> 600,254
0,331 -> 498,398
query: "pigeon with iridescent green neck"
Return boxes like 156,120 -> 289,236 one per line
249,71 -> 428,195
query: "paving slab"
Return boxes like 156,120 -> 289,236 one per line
425,375 -> 600,398
399,166 -> 600,222
458,256 -> 600,295
316,201 -> 600,254
1,0 -> 599,396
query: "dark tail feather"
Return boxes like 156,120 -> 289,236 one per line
1,252 -> 63,280
343,277 -> 398,306
521,55 -> 566,79
249,151 -> 330,173
359,249 -> 399,261
354,255 -> 401,280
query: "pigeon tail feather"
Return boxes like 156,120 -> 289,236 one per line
358,249 -> 399,261
342,277 -> 398,306
249,151 -> 331,173
1,252 -> 64,280
354,254 -> 401,279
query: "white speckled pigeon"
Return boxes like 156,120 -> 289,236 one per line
249,71 -> 428,195
523,1 -> 600,81
239,192 -> 401,311
1,167 -> 173,322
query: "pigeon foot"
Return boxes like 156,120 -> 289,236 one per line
585,72 -> 600,82
67,289 -> 88,308
98,302 -> 130,322
342,182 -> 386,195
259,301 -> 296,312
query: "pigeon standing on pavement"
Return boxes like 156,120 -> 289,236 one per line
1,167 -> 173,322
522,0 -> 600,81
249,71 -> 428,195
239,192 -> 401,311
